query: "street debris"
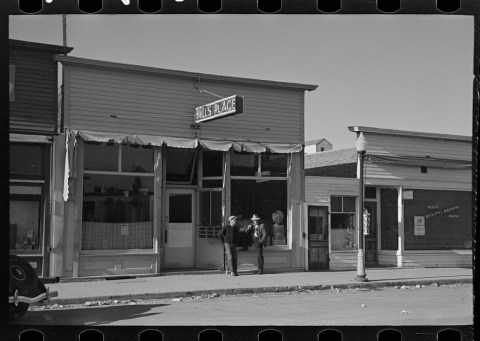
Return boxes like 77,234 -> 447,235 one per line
401,310 -> 412,314
361,304 -> 367,308
171,298 -> 183,302
431,283 -> 438,286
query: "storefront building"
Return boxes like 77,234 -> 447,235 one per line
8,40 -> 73,277
304,126 -> 472,270
53,55 -> 317,277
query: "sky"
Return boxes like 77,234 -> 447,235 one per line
9,14 -> 474,150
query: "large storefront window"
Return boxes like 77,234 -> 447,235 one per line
404,189 -> 471,250
330,196 -> 357,250
231,179 -> 288,246
231,151 -> 288,246
380,188 -> 399,250
82,142 -> 154,250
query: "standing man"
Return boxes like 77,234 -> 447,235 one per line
247,214 -> 267,275
218,216 -> 239,276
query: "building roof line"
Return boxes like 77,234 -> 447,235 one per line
53,55 -> 319,91
348,126 -> 471,141
10,39 -> 74,54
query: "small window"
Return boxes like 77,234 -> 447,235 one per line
202,150 -> 223,177
10,143 -> 45,178
231,152 -> 258,176
200,190 -> 222,226
261,153 -> 287,177
166,148 -> 197,183
365,187 -> 376,199
84,142 -> 119,172
122,144 -> 154,173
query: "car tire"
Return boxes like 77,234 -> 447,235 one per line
9,255 -> 39,294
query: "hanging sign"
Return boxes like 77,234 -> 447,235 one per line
194,95 -> 244,124
414,216 -> 425,236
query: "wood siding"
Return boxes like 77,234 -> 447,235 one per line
364,132 -> 471,161
9,48 -> 58,133
65,64 -> 305,144
305,176 -> 359,204
364,162 -> 471,190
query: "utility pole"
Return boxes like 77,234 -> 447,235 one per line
62,14 -> 67,55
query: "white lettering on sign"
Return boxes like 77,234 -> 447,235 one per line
425,205 -> 459,219
195,95 -> 243,123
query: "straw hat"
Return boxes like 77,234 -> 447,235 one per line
228,216 -> 237,222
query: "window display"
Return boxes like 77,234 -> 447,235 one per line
330,196 -> 357,250
82,142 -> 154,250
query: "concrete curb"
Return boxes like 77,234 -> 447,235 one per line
44,277 -> 472,306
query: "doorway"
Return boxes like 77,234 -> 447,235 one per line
164,189 -> 195,268
364,201 -> 378,265
307,206 -> 329,270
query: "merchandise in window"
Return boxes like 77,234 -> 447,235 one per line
82,142 -> 154,250
330,196 -> 357,250
10,187 -> 43,254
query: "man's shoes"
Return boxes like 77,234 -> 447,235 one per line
257,271 -> 263,275
225,271 -> 230,275
231,272 -> 238,276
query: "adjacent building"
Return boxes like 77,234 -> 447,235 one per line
304,126 -> 472,270
8,40 -> 73,277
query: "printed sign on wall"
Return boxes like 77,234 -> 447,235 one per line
414,216 -> 425,236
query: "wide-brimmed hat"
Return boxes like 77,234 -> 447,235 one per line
250,214 -> 261,221
228,216 -> 237,222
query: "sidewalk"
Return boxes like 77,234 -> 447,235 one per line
44,267 -> 472,305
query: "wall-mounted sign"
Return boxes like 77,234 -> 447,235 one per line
120,223 -> 129,236
403,190 -> 413,200
414,216 -> 425,236
425,205 -> 459,220
194,95 -> 244,124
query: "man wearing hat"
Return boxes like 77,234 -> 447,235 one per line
247,214 -> 267,275
218,215 -> 239,276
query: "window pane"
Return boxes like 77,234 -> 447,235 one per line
10,143 -> 45,178
403,189 -> 471,250
365,187 -> 376,199
82,174 -> 154,250
231,152 -> 258,176
84,142 -> 118,172
231,179 -> 287,245
166,148 -> 196,182
203,150 -> 223,177
331,196 -> 342,212
330,213 -> 356,250
261,153 -> 287,177
10,189 -> 42,253
381,188 -> 399,250
343,197 -> 356,212
169,194 -> 192,223
200,191 -> 222,226
122,144 -> 154,173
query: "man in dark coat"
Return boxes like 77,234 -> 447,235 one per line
218,216 -> 239,276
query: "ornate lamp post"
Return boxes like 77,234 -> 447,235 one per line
355,132 -> 368,282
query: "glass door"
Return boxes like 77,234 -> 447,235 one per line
164,189 -> 195,268
307,206 -> 329,270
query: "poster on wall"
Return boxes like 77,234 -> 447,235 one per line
414,216 -> 425,236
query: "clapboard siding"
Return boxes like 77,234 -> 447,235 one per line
65,64 -> 304,143
365,162 -> 471,189
402,251 -> 472,268
9,47 -> 58,133
305,176 -> 359,204
364,133 -> 471,161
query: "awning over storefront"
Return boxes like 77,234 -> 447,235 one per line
368,154 -> 471,169
10,134 -> 52,143
63,129 -> 303,201
69,129 -> 302,153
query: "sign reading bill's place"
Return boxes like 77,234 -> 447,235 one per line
195,95 -> 244,123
